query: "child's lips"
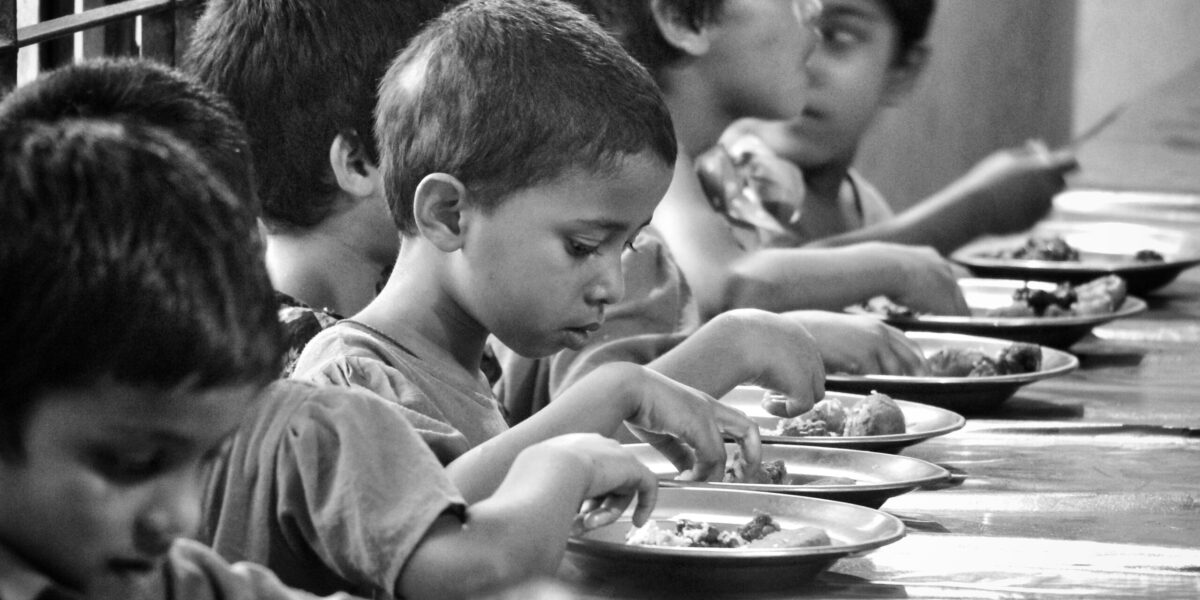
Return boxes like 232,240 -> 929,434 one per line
107,556 -> 159,577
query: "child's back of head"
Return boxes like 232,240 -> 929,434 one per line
0,58 -> 256,214
375,0 -> 678,235
184,0 -> 451,231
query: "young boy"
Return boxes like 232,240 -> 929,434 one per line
183,0 -> 451,321
0,69 -> 662,600
293,0 -> 792,490
563,0 -> 971,319
712,0 -> 1078,254
0,117 -> 354,600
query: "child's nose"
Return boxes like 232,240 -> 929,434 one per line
585,253 -> 625,306
135,474 -> 202,556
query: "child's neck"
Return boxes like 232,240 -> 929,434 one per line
355,244 -> 487,374
265,228 -> 385,316
802,160 -> 852,203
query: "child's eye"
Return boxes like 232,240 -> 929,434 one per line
93,448 -> 166,482
567,238 -> 601,257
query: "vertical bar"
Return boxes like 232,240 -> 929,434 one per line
37,0 -> 72,71
140,1 -> 171,64
82,0 -> 136,60
1,0 -> 16,92
173,0 -> 199,65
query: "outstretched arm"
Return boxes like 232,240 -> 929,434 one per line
809,142 -> 1078,254
654,154 -> 969,319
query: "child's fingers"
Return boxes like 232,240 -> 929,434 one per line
715,405 -> 762,473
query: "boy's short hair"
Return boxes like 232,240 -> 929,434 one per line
882,0 -> 937,62
376,0 -> 677,235
564,0 -> 726,76
0,119 -> 283,458
0,58 -> 257,215
184,0 -> 450,231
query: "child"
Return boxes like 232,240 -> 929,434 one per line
0,117 -> 358,600
292,0 -> 791,489
711,0 -> 1078,254
564,0 -> 971,319
0,69 -> 661,600
183,0 -> 451,321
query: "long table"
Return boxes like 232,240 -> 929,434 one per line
562,58 -> 1200,600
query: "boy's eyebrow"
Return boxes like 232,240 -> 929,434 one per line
571,218 -> 653,232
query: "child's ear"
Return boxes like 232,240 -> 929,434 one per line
650,0 -> 711,56
412,173 -> 469,251
882,43 -> 930,107
329,129 -> 380,198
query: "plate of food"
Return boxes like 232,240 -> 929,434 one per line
823,332 -> 1078,413
564,487 -> 904,593
851,276 -> 1147,349
626,442 -> 950,509
951,221 -> 1200,295
721,387 -> 965,453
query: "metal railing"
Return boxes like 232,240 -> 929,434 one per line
0,0 -> 201,92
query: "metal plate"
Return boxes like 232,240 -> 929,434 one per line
721,387 -> 965,453
565,487 -> 905,593
876,278 -> 1148,349
627,442 -> 950,509
824,332 -> 1079,414
951,221 -> 1200,295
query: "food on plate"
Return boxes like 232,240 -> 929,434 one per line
625,512 -> 831,549
767,392 -> 903,438
926,342 -> 1041,377
984,275 -> 1127,317
984,235 -> 1165,263
723,450 -> 787,484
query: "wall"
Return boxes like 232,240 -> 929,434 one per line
1073,0 -> 1200,134
854,0 -> 1076,212
855,0 -> 1200,213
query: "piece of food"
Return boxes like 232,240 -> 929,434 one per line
995,342 -> 1042,374
989,235 -> 1080,261
626,512 -> 832,549
985,274 -> 1128,318
723,450 -> 787,484
927,348 -> 996,377
842,392 -> 905,436
1135,249 -> 1165,262
768,393 -> 904,437
745,526 -> 832,549
927,342 -> 1042,377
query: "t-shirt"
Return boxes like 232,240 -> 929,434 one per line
200,379 -> 464,598
0,538 -> 363,600
292,321 -> 509,464
492,226 -> 700,423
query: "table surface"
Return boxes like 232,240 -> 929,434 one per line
561,60 -> 1200,600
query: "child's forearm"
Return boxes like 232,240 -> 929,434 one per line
401,449 -> 593,599
646,310 -> 763,398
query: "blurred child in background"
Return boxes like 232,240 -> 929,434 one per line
711,0 -> 1077,254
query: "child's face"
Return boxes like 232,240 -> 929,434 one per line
786,0 -> 906,166
699,0 -> 823,123
453,152 -> 672,358
0,380 -> 257,596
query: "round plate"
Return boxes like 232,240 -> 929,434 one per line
565,487 -> 904,593
721,387 -> 965,453
951,221 -> 1200,295
627,442 -> 950,509
824,332 -> 1079,414
876,278 -> 1147,349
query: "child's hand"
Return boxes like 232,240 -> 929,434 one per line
622,367 -> 762,483
713,309 -> 825,417
957,141 -> 1078,236
871,243 -> 971,316
536,433 -> 659,531
780,310 -> 928,377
